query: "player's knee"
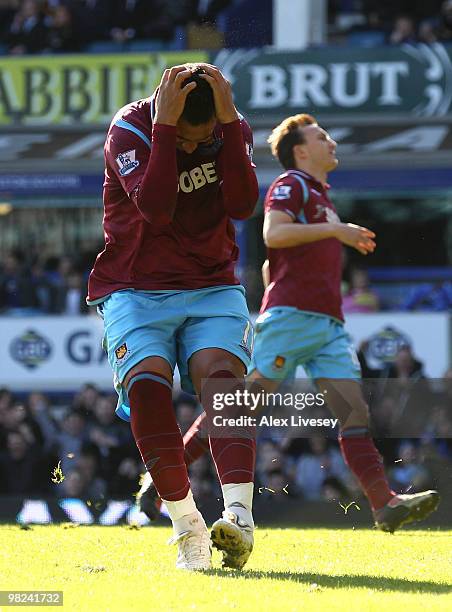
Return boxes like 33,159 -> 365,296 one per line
204,358 -> 245,379
123,356 -> 173,389
340,400 -> 369,429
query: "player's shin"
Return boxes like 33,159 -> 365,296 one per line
202,370 -> 256,526
128,372 -> 205,535
339,427 -> 395,511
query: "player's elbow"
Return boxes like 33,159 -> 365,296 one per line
136,196 -> 175,226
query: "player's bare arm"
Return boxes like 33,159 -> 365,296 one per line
262,259 -> 270,288
263,210 -> 376,256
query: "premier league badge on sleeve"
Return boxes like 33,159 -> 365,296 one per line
116,150 -> 140,176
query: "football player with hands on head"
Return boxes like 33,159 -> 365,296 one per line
87,63 -> 258,571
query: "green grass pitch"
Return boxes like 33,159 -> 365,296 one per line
0,525 -> 451,611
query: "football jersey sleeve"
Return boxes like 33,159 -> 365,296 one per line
217,117 -> 259,220
105,123 -> 151,198
240,116 -> 256,168
265,175 -> 306,221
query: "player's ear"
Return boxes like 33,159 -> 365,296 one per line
293,143 -> 307,162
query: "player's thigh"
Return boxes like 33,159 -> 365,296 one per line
101,289 -> 179,387
304,321 -> 368,427
178,285 -> 253,394
250,308 -> 320,381
303,320 -> 361,381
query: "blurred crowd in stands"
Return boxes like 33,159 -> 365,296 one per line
1,0 -> 452,55
0,351 -> 451,504
0,0 -> 232,54
1,249 -> 451,315
0,250 -> 90,315
329,0 -> 452,45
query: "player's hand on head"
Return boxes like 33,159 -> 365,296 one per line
154,66 -> 197,126
335,223 -> 376,256
199,65 -> 238,124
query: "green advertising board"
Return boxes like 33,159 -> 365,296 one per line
213,44 -> 452,120
0,51 -> 208,126
1,45 -> 451,126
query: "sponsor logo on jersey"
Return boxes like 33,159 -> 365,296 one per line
116,150 -> 140,176
178,162 -> 218,193
313,204 -> 340,223
272,185 -> 292,200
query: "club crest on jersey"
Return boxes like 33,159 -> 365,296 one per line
115,342 -> 131,362
116,150 -> 139,176
273,355 -> 286,370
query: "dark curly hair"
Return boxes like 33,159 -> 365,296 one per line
181,67 -> 216,126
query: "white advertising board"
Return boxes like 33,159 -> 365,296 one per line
0,313 -> 449,391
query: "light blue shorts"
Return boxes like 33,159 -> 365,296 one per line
250,307 -> 361,381
98,285 -> 253,421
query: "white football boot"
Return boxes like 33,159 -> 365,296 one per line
211,509 -> 254,570
169,528 -> 212,571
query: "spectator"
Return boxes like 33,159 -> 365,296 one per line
389,14 -> 417,44
109,0 -> 174,43
259,469 -> 293,502
109,455 -> 142,497
0,430 -> 47,494
6,0 -> 49,54
255,439 -> 284,487
401,281 -> 452,312
390,441 -> 432,493
55,409 -> 89,473
342,267 -> 379,313
321,475 -> 351,502
0,0 -> 19,39
46,4 -> 80,54
74,445 -> 107,498
59,467 -> 86,497
72,383 -> 100,419
0,251 -> 38,312
69,0 -> 109,46
89,394 -> 130,459
419,0 -> 452,43
382,346 -> 431,437
294,437 -> 352,501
